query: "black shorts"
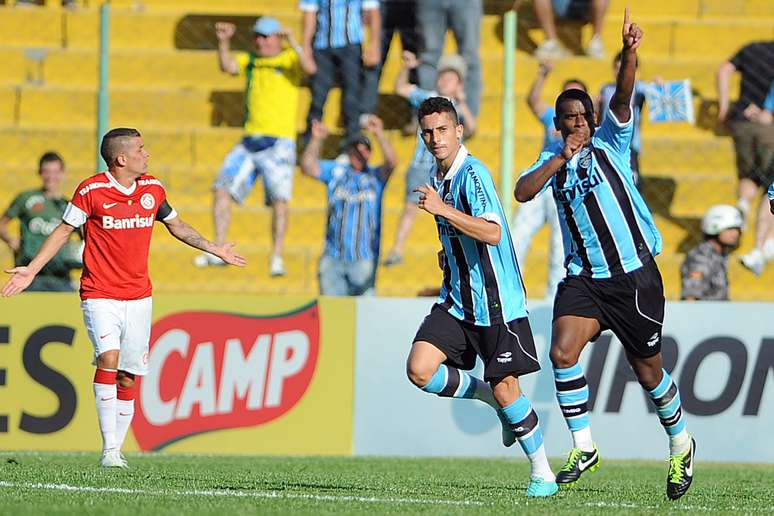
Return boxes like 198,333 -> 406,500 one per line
553,258 -> 665,358
413,304 -> 541,382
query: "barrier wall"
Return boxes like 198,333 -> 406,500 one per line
0,294 -> 355,454
354,298 -> 774,462
1,294 -> 772,462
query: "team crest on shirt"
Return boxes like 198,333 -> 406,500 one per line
140,193 -> 155,210
578,146 -> 592,169
443,192 -> 454,206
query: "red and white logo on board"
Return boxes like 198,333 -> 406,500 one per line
132,302 -> 320,451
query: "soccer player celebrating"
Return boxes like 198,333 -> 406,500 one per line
2,128 -> 246,467
406,97 -> 557,497
515,9 -> 695,500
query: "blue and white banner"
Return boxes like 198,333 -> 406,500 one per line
353,298 -> 774,462
646,79 -> 695,123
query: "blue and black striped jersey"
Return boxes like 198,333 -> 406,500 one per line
432,146 -> 528,326
520,108 -> 662,278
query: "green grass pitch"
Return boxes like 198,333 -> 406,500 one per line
1,453 -> 772,514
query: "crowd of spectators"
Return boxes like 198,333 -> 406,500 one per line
4,2 -> 773,301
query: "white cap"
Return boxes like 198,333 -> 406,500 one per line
701,204 -> 744,235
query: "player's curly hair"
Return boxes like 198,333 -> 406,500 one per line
417,96 -> 460,126
101,127 -> 142,167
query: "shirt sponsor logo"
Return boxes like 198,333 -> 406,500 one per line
556,171 -> 604,203
132,302 -> 320,451
78,182 -> 111,196
102,215 -> 154,230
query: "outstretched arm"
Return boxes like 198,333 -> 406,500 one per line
2,222 -> 74,296
163,216 -> 246,266
610,8 -> 643,123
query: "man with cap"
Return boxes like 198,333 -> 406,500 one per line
194,16 -> 315,277
681,205 -> 743,301
383,51 -> 476,267
300,115 -> 397,295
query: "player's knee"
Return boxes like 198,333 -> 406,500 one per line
96,350 -> 119,370
406,360 -> 435,388
491,376 -> 520,407
116,371 -> 136,388
549,345 -> 577,369
633,364 -> 662,390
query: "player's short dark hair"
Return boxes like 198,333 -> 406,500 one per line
562,78 -> 588,92
614,50 -> 638,68
38,151 -> 64,171
100,127 -> 142,166
417,96 -> 459,126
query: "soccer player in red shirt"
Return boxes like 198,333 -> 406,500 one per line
1,128 -> 246,467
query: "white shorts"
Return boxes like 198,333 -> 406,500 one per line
81,297 -> 153,376
214,136 -> 295,205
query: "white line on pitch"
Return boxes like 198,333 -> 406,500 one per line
1,481 -> 772,512
0,481 -> 485,507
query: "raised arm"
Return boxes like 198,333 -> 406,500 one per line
300,120 -> 327,179
527,61 -> 552,118
163,216 -> 245,266
395,51 -> 418,98
215,22 -> 239,75
609,8 -> 643,123
281,28 -> 316,75
365,115 -> 397,177
1,222 -> 74,296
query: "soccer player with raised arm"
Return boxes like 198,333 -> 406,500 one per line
1,128 -> 246,468
515,9 -> 695,500
406,97 -> 557,498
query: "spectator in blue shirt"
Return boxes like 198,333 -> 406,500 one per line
300,0 -> 382,144
300,115 -> 398,295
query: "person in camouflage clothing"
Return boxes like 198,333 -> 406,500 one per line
0,152 -> 82,291
681,205 -> 743,301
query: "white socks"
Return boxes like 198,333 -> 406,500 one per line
93,368 -> 118,452
116,398 -> 135,450
528,445 -> 556,481
94,368 -> 136,453
670,428 -> 692,456
572,426 -> 594,452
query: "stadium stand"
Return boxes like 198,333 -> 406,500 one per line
0,0 -> 772,299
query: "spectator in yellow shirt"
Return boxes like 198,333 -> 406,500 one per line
195,17 -> 314,276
